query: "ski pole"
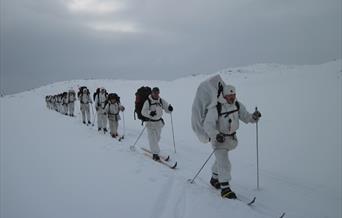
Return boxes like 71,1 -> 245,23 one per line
122,111 -> 126,139
170,113 -> 176,153
188,149 -> 216,184
130,126 -> 146,151
255,107 -> 260,190
90,103 -> 95,126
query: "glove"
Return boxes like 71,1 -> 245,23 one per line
216,133 -> 225,143
150,111 -> 157,117
252,111 -> 261,121
168,105 -> 173,112
121,106 -> 125,112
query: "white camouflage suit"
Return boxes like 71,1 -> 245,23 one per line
79,90 -> 92,123
104,102 -> 124,136
204,88 -> 256,189
62,95 -> 68,115
67,90 -> 76,116
95,91 -> 108,130
141,95 -> 172,155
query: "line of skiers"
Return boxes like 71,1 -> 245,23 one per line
45,89 -> 76,116
45,86 -> 126,139
45,78 -> 262,201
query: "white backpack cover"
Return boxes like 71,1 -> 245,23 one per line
191,75 -> 226,143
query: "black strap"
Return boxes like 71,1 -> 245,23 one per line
217,101 -> 240,118
217,82 -> 223,98
148,98 -> 163,107
220,132 -> 236,137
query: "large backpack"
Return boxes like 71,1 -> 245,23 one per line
93,88 -> 100,101
77,86 -> 87,98
191,75 -> 225,143
108,93 -> 120,102
134,86 -> 152,122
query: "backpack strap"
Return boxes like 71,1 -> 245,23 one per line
217,82 -> 223,98
217,101 -> 240,118
148,97 -> 163,107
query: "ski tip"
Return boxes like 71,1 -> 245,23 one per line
247,197 -> 256,206
279,212 -> 286,218
171,161 -> 177,169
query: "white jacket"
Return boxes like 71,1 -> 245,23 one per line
68,92 -> 76,103
204,100 -> 255,140
104,102 -> 124,120
79,93 -> 92,104
141,95 -> 171,121
95,93 -> 107,109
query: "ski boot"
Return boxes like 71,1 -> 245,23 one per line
221,183 -> 237,199
210,177 -> 221,189
152,154 -> 160,161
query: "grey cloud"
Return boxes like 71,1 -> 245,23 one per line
1,0 -> 341,95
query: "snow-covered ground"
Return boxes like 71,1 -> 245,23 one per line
1,60 -> 341,218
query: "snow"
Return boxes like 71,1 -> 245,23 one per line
1,60 -> 341,218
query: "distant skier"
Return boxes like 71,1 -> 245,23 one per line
67,89 -> 76,116
104,93 -> 125,138
94,88 -> 108,133
61,92 -> 68,115
141,87 -> 173,161
203,85 -> 261,199
78,87 -> 92,125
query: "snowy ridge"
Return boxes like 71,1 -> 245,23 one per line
1,60 -> 341,218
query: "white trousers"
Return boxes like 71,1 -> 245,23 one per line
108,119 -> 119,135
97,110 -> 107,129
146,120 -> 164,155
80,103 -> 91,122
211,136 -> 238,186
68,102 -> 75,116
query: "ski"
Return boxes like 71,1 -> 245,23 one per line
143,152 -> 177,169
190,179 -> 285,217
240,196 -> 256,206
140,147 -> 170,161
238,194 -> 285,218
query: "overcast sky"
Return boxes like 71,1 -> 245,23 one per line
1,0 -> 341,94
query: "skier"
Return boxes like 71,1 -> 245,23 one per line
104,93 -> 125,138
67,89 -> 76,116
94,88 -> 108,133
203,85 -> 261,199
61,92 -> 68,115
78,87 -> 92,125
141,87 -> 173,161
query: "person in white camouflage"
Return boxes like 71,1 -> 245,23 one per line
104,93 -> 125,138
94,88 -> 108,133
204,85 -> 261,199
78,87 -> 92,125
141,87 -> 173,161
67,89 -> 76,116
